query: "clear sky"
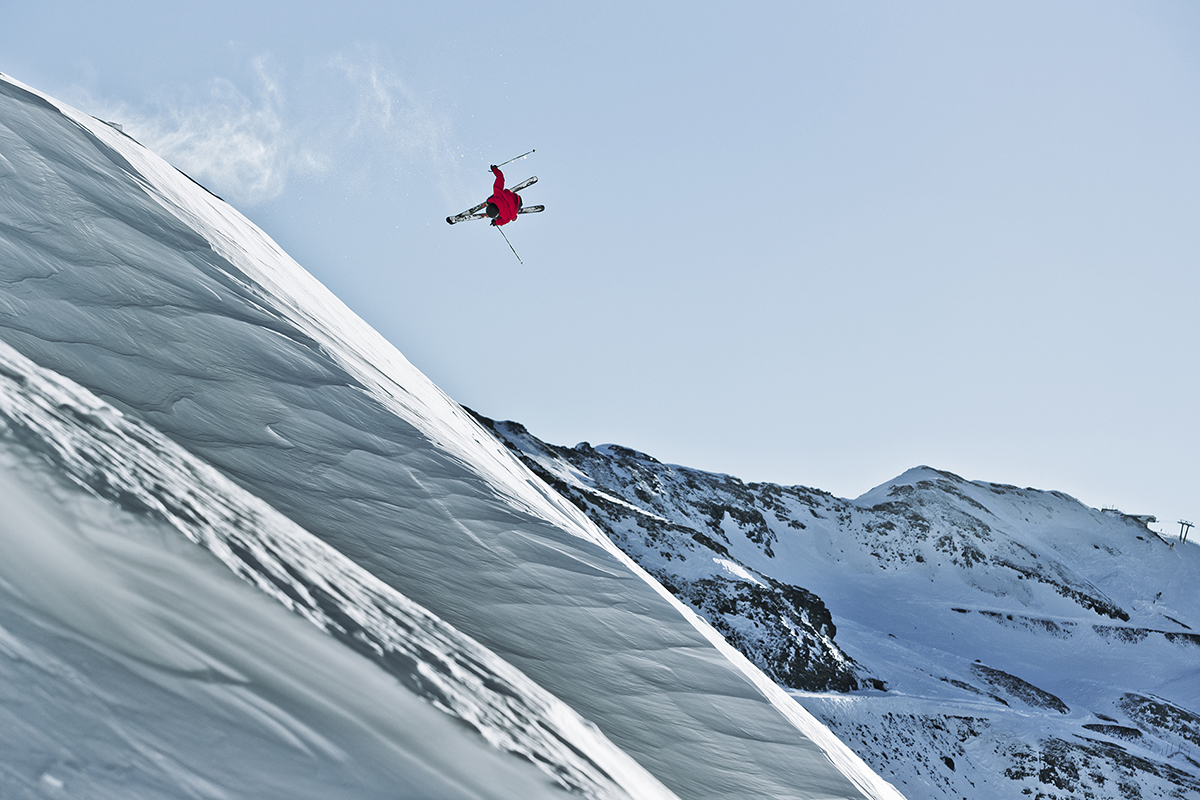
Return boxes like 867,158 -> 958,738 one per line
3,1 -> 1198,533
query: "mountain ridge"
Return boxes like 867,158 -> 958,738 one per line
477,414 -> 1200,800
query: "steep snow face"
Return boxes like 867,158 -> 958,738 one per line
0,338 -> 677,800
483,425 -> 1200,800
0,72 -> 901,800
0,420 -> 572,800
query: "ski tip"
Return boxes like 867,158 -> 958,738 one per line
445,217 -> 454,224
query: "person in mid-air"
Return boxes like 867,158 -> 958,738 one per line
485,165 -> 523,226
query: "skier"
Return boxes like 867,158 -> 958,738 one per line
484,165 -> 523,226
445,163 -> 540,226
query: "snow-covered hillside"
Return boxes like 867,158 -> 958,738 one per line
0,72 -> 902,800
483,418 -> 1200,800
0,336 -> 688,800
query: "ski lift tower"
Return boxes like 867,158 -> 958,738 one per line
1179,520 -> 1194,544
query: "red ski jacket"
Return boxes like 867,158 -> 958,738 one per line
487,166 -> 521,226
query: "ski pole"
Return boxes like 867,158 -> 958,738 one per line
496,226 -> 523,264
492,149 -> 535,170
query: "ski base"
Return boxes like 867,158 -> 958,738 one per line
450,206 -> 544,224
509,175 -> 538,193
446,202 -> 486,225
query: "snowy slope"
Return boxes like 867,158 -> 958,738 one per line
483,421 -> 1200,800
0,337 -> 676,800
0,72 -> 902,800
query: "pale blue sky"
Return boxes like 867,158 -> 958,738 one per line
4,1 -> 1199,532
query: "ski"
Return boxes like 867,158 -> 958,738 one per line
446,201 -> 487,225
446,176 -> 538,224
447,206 -> 544,224
509,175 -> 537,193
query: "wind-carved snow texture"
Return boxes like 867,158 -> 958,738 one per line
0,339 -> 676,800
480,420 -> 1200,800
